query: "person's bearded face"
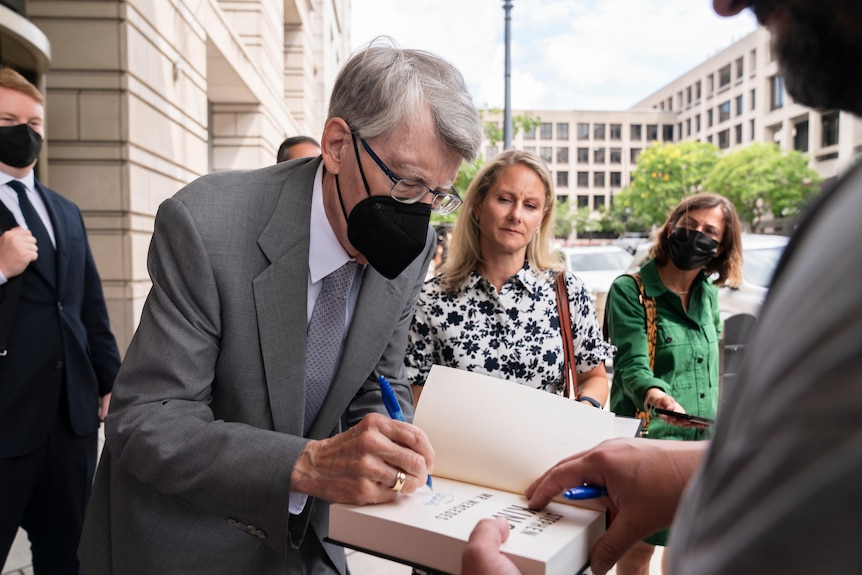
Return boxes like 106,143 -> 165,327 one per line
752,0 -> 862,115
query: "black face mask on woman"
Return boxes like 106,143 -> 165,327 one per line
667,227 -> 719,271
333,158 -> 431,281
0,123 -> 43,168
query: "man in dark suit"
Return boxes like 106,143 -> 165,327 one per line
0,67 -> 121,574
78,42 -> 482,574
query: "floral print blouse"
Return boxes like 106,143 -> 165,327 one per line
405,263 -> 615,394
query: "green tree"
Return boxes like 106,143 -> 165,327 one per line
703,142 -> 822,228
614,141 -> 721,227
554,200 -> 574,239
480,109 -> 541,147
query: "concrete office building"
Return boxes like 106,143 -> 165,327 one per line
483,27 -> 862,211
1,0 -> 349,350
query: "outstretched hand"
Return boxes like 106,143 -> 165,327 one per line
461,517 -> 522,575
291,412 -> 435,505
525,437 -> 706,575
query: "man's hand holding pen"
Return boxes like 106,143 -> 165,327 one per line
291,412 -> 435,505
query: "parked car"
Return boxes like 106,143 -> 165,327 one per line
558,245 -> 634,304
627,233 -> 790,319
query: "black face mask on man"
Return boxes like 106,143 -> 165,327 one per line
333,134 -> 430,280
667,227 -> 720,271
0,123 -> 43,168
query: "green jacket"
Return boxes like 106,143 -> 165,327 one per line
607,259 -> 721,441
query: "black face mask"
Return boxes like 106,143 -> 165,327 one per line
667,227 -> 719,271
336,181 -> 430,279
0,123 -> 43,168
331,133 -> 432,280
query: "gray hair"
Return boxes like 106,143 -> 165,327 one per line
327,38 -> 482,163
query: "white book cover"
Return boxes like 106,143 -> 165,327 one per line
328,365 -> 641,575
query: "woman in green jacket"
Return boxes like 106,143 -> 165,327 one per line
606,192 -> 743,575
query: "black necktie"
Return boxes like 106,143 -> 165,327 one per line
7,180 -> 55,281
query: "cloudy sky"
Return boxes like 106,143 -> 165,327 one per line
350,0 -> 760,111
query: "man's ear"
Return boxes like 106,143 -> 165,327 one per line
321,118 -> 352,175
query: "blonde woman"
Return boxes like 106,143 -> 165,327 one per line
405,150 -> 613,407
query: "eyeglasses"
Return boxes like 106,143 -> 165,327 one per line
354,134 -> 463,215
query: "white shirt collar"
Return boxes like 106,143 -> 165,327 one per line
308,163 -> 353,284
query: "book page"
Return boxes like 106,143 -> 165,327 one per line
413,365 -> 616,495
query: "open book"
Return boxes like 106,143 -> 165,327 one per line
328,365 -> 641,575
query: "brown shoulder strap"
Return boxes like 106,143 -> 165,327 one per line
554,271 -> 578,399
629,273 -> 657,372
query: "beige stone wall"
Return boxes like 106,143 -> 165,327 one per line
25,0 -> 348,353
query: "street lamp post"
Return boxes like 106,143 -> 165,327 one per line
503,0 -> 513,150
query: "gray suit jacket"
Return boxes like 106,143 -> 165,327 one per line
78,158 -> 434,574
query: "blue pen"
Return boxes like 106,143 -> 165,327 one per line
377,374 -> 434,490
563,485 -> 608,500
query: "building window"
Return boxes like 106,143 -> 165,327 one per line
523,126 -> 536,140
577,123 -> 590,140
556,147 -> 569,164
695,114 -> 701,133
610,148 -> 622,163
610,171 -> 622,187
577,172 -> 589,187
593,195 -> 606,210
686,86 -> 692,106
750,48 -> 757,74
593,148 -> 606,164
719,64 -> 731,89
695,80 -> 701,100
540,122 -> 553,140
686,118 -> 691,137
735,123 -> 743,144
707,74 -> 714,96
556,123 -> 569,140
822,111 -> 840,146
557,171 -> 569,188
593,123 -> 606,140
594,172 -> 605,187
736,95 -> 743,116
707,109 -> 714,127
610,124 -> 622,140
794,120 -> 809,152
663,124 -> 674,141
630,124 -> 642,140
718,129 -> 730,149
719,101 -> 731,123
539,147 -> 553,163
557,195 -> 568,205
630,148 -> 641,163
735,56 -> 744,79
577,195 -> 589,207
750,119 -> 755,140
524,146 -> 536,154
646,124 -> 658,141
750,89 -> 756,110
485,146 -> 498,158
577,147 -> 589,163
770,75 -> 784,110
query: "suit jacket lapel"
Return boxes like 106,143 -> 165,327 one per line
254,166 -> 314,435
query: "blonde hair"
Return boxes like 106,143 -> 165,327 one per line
439,150 -> 559,293
0,68 -> 44,105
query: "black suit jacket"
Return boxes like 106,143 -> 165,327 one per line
0,178 -> 121,458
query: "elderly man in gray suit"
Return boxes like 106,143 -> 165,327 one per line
78,40 -> 482,574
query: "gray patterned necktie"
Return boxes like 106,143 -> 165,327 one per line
304,261 -> 359,434
8,180 -> 55,282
